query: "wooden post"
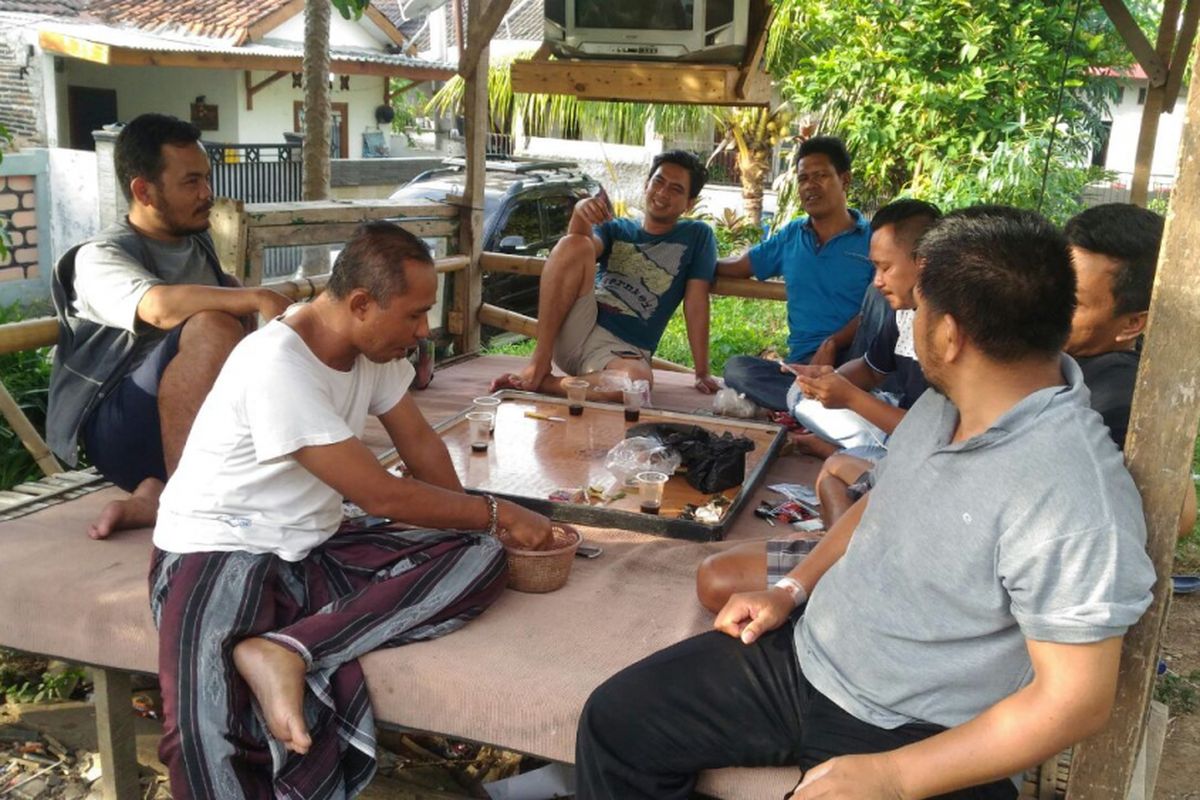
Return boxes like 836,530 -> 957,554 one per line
93,668 -> 139,800
1130,0 -> 1182,206
0,379 -> 61,476
455,0 -> 500,355
1066,31 -> 1200,799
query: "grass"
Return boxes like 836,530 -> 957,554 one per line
482,295 -> 789,376
1175,431 -> 1200,572
0,301 -> 54,490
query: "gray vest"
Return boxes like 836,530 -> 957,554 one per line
46,220 -> 223,466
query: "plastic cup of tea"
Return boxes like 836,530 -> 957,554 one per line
636,470 -> 668,515
466,411 -> 493,453
622,387 -> 643,423
562,378 -> 589,416
472,396 -> 501,434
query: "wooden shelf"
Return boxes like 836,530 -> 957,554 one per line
511,57 -> 771,106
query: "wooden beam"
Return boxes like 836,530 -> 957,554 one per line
1130,0 -> 1183,205
93,669 -> 139,800
510,58 -> 771,107
736,0 -> 775,101
1163,0 -> 1200,112
1066,29 -> 1200,799
244,69 -> 289,111
456,0 -> 490,356
1098,0 -> 1169,86
243,0 -> 305,45
458,0 -> 516,79
0,379 -> 61,477
38,31 -> 455,81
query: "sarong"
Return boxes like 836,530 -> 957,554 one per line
149,524 -> 507,800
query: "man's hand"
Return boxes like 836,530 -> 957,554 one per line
713,588 -> 794,644
781,362 -> 832,382
255,288 -> 293,321
797,370 -> 858,409
790,753 -> 906,800
809,337 -> 839,368
572,195 -> 614,228
498,499 -> 553,550
694,373 -> 720,394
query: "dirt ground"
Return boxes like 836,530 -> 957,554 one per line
1155,590 -> 1200,799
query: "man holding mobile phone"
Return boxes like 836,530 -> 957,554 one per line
490,150 -> 720,399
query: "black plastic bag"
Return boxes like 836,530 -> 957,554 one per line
625,423 -> 755,494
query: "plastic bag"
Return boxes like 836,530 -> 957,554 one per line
626,423 -> 756,494
713,387 -> 757,418
603,436 -> 683,487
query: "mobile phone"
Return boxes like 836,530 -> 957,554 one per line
576,543 -> 604,559
596,186 -> 614,215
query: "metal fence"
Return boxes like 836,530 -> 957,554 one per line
1082,171 -> 1175,207
205,143 -> 306,280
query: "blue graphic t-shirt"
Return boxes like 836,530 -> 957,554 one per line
593,218 -> 717,352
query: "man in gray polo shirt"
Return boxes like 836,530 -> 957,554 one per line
575,209 -> 1156,799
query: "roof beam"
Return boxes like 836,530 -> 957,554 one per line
244,69 -> 289,110
1098,0 -> 1169,86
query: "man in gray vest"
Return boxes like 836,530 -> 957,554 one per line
47,113 -> 291,539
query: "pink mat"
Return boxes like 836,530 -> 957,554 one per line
0,356 -> 813,798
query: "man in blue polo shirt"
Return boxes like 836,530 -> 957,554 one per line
717,136 -> 874,411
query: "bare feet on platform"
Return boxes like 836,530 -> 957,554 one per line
233,637 -> 312,755
785,432 -> 840,460
489,361 -> 554,394
88,477 -> 164,540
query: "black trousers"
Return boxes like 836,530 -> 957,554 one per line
575,620 -> 1019,800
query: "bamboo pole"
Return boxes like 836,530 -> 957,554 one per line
0,379 -> 61,477
0,256 -> 469,357
479,253 -> 788,302
478,303 -> 692,373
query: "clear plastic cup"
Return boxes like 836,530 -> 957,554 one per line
622,387 -> 643,423
636,470 -> 668,515
562,378 -> 589,416
472,396 -> 501,434
467,411 -> 493,453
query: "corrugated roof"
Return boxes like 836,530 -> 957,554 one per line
39,19 -> 455,72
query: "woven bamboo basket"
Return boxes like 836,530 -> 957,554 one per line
499,524 -> 582,593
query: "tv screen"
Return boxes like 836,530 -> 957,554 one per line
574,0 -> 694,31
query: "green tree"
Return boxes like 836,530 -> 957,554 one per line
774,0 -> 1122,221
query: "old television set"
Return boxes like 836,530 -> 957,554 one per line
544,0 -> 749,63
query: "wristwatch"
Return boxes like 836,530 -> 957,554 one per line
772,576 -> 808,608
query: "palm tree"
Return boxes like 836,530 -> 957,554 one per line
302,0 -> 334,201
429,56 -> 791,225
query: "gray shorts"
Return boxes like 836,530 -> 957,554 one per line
553,294 -> 652,376
766,538 -> 819,586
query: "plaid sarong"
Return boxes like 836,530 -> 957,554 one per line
150,524 -> 507,800
765,538 -> 818,586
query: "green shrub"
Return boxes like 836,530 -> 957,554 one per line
0,301 -> 54,490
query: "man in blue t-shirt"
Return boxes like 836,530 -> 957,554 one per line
717,137 -> 874,411
491,150 -> 719,397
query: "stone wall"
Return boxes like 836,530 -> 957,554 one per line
0,173 -> 38,282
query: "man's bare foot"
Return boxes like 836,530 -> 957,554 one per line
490,361 -> 552,393
233,638 -> 312,755
785,432 -> 840,460
88,477 -> 164,540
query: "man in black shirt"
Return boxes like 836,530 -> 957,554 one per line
1063,202 -> 1195,535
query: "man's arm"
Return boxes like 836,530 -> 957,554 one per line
791,637 -> 1123,799
137,284 -> 292,330
714,494 -> 868,644
567,195 -> 609,259
378,394 -> 463,492
797,360 -> 907,435
716,251 -> 753,279
809,314 -> 860,367
682,278 -> 719,393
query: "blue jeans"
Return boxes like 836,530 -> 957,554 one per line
722,355 -> 796,411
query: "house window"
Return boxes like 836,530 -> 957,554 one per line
1116,86 -> 1125,104
1137,87 -> 1147,105
1092,121 -> 1112,168
293,101 -> 349,158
